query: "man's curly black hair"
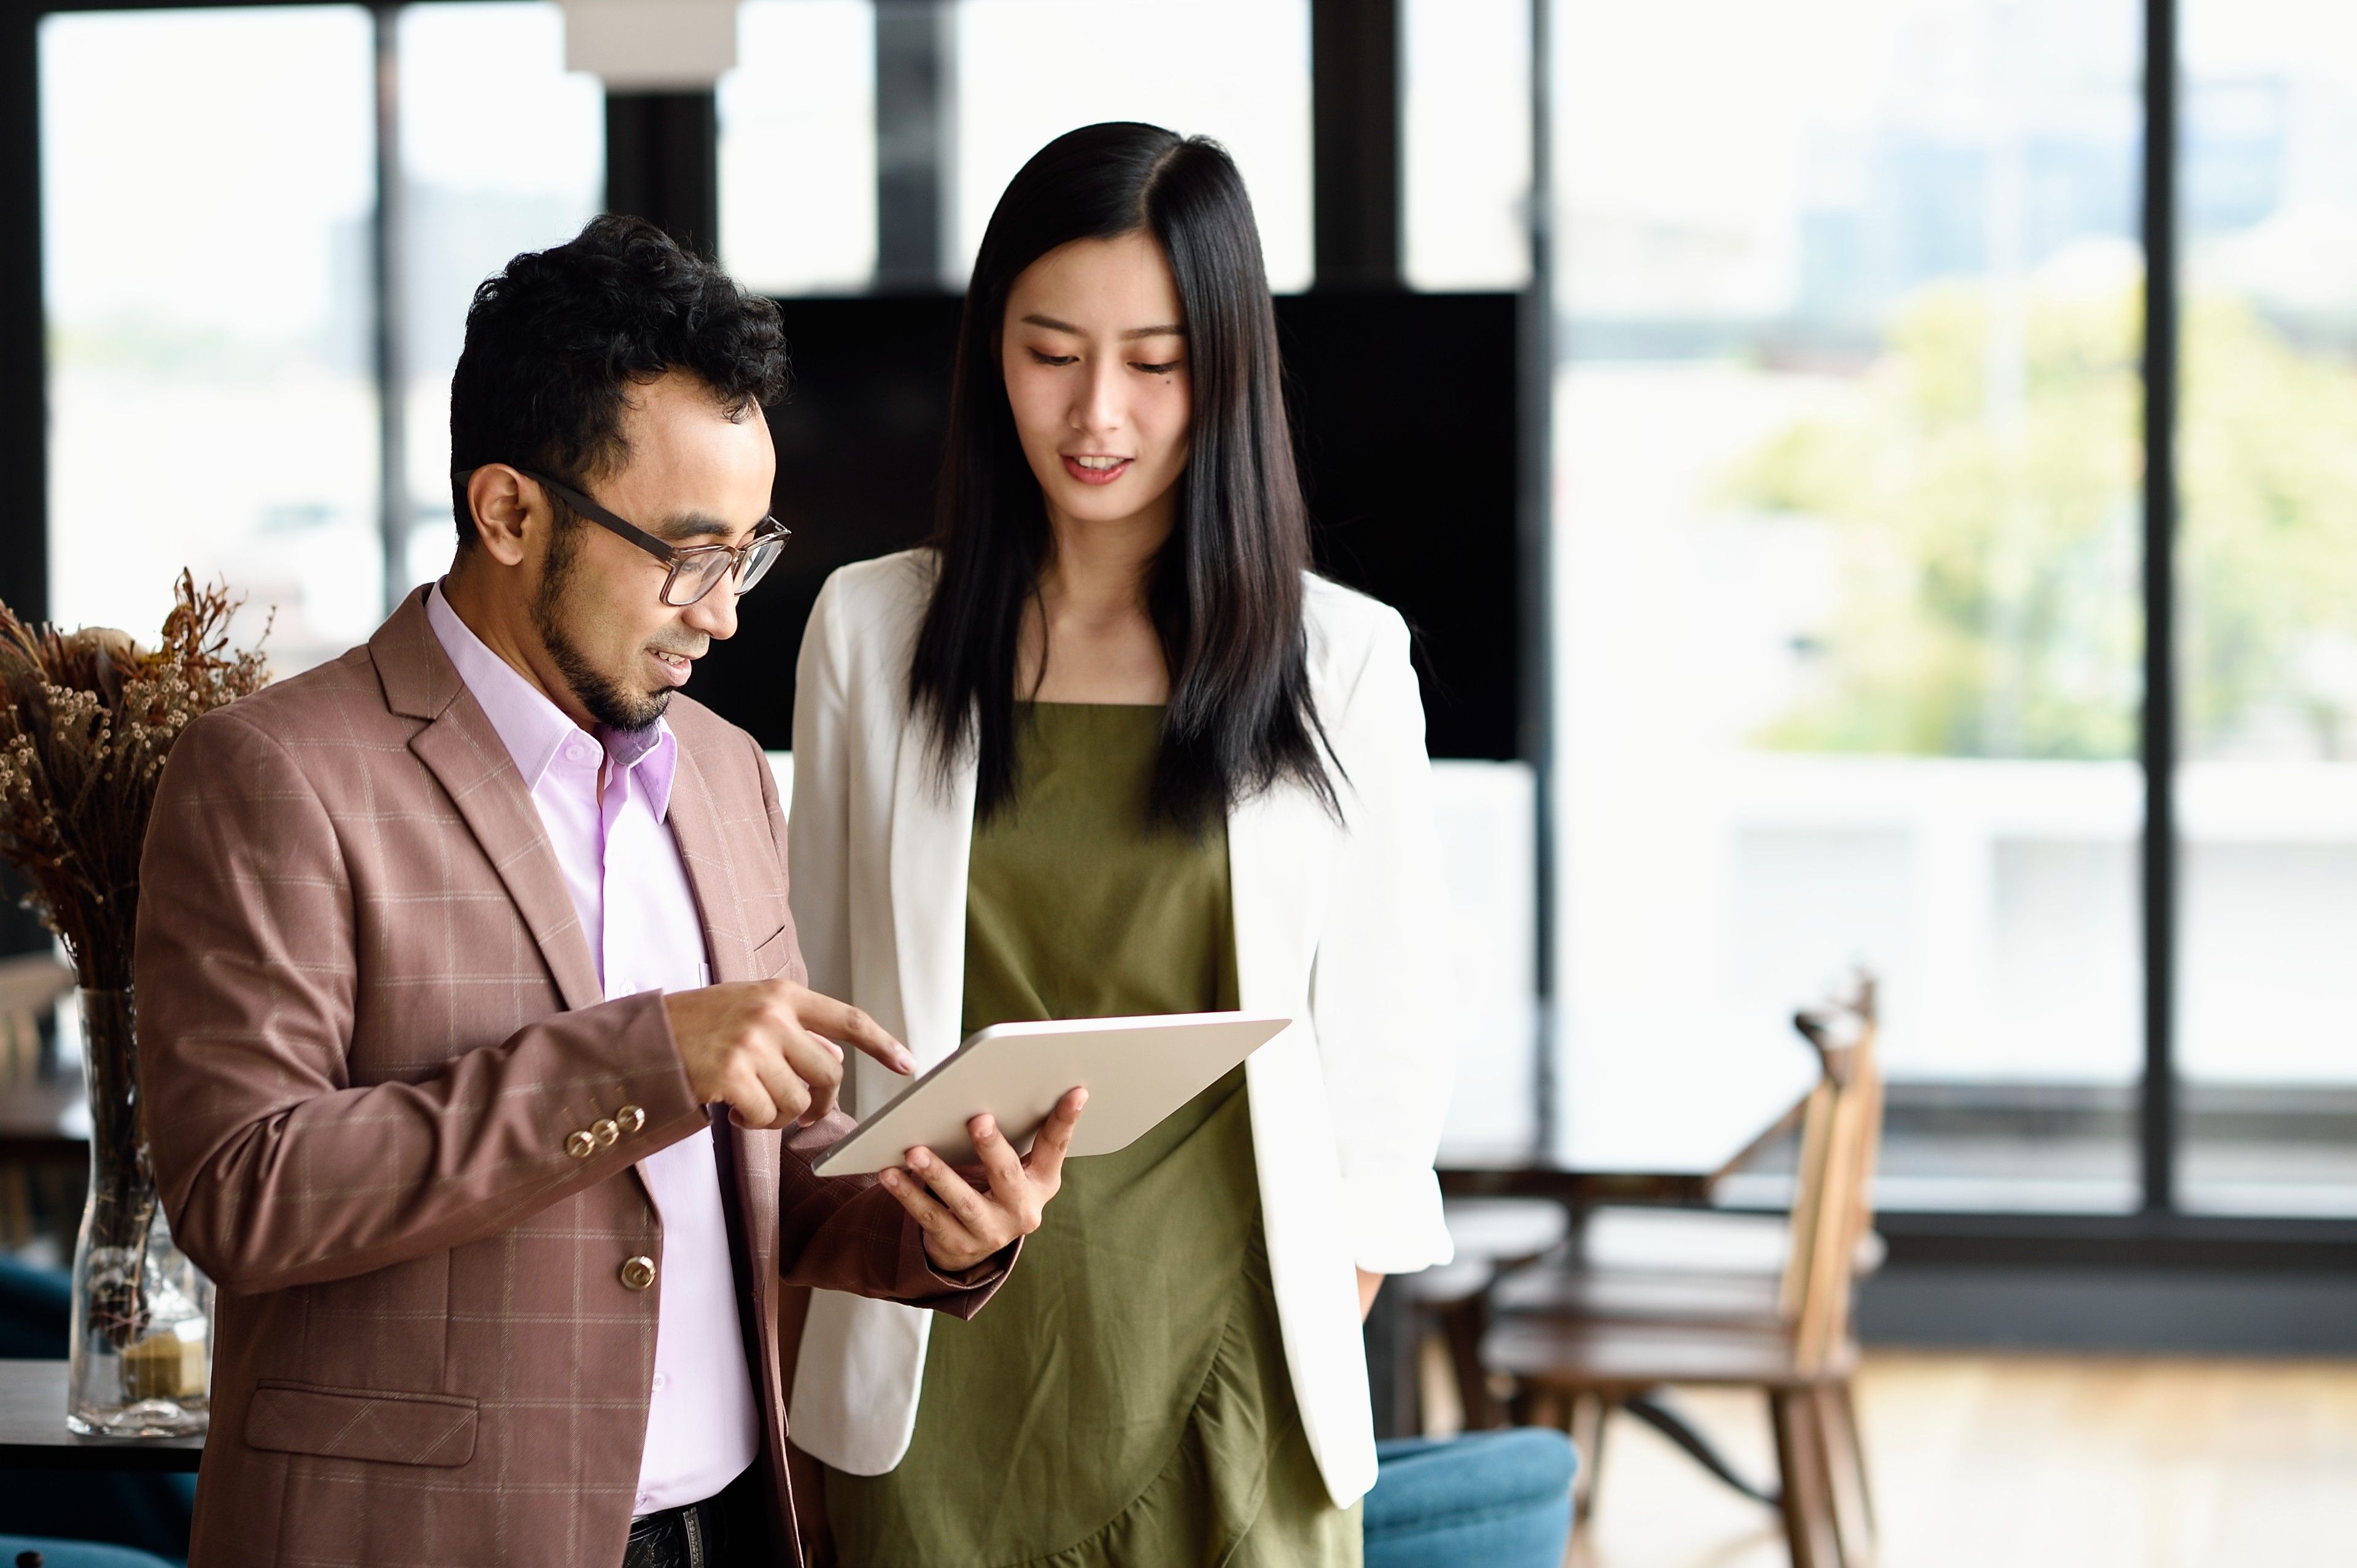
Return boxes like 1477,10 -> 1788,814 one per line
447,214 -> 789,546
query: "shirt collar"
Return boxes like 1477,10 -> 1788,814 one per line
424,582 -> 676,812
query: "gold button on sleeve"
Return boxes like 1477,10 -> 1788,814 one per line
619,1256 -> 657,1292
565,1130 -> 597,1159
592,1118 -> 620,1147
617,1105 -> 646,1134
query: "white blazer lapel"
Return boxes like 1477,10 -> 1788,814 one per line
1230,775 -> 1380,1506
886,713 -> 978,1073
793,703 -> 977,1479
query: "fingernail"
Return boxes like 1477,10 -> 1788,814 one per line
908,1149 -> 929,1170
880,1169 -> 900,1189
896,1052 -> 916,1074
975,1115 -> 997,1139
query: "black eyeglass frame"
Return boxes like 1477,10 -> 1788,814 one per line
455,464 -> 790,607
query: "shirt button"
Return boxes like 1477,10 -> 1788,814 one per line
652,1372 -> 667,1391
567,738 -> 595,765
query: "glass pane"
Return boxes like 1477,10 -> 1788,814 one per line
2178,0 -> 2357,1216
42,6 -> 378,673
1403,0 -> 1532,291
719,0 -> 878,296
397,1 -> 603,595
950,0 -> 1313,292
1554,0 -> 2146,1211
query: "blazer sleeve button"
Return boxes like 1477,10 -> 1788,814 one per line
617,1105 -> 647,1134
592,1118 -> 621,1147
619,1256 -> 658,1291
565,1130 -> 597,1159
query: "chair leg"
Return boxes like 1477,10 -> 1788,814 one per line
1439,1293 -> 1501,1430
1568,1392 -> 1612,1523
1817,1379 -> 1876,1566
1768,1389 -> 1838,1568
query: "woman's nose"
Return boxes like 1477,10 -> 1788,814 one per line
1069,358 -> 1124,435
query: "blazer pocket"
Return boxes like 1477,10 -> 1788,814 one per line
245,1381 -> 478,1467
753,923 -> 795,979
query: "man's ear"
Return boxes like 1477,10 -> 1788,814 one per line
464,466 -> 538,568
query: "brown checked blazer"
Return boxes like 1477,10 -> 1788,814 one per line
134,587 -> 1001,1568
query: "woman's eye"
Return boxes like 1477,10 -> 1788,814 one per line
1029,349 -> 1078,366
1131,360 -> 1180,376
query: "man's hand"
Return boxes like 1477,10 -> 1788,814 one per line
663,979 -> 914,1130
878,1087 -> 1088,1273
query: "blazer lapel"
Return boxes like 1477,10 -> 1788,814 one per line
376,591 -> 604,1015
664,741 -> 757,983
887,715 -> 978,1069
1225,776 -> 1331,1019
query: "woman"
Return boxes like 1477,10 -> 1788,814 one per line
786,122 -> 1453,1564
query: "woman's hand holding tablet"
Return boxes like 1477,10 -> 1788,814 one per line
878,1089 -> 1089,1273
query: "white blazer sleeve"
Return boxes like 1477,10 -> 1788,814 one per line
1310,606 -> 1457,1275
789,575 -> 855,1014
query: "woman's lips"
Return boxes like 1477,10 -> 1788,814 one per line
649,650 -> 694,687
1061,454 -> 1132,486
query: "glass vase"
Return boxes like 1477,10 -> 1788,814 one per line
66,987 -> 211,1437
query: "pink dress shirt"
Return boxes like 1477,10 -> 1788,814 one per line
427,586 -> 759,1514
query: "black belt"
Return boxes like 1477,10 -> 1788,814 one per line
623,1466 -> 757,1568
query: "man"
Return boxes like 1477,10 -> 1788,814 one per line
135,215 -> 1083,1568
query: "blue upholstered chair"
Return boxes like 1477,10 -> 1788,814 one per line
0,1537 -> 182,1568
1364,1428 -> 1578,1568
0,1254 -> 195,1563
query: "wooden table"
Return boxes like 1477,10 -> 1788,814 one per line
0,1360 -> 203,1470
1438,1092 -> 1812,1207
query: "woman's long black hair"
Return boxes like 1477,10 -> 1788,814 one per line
907,122 -> 1337,830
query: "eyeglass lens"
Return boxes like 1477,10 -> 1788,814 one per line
664,532 -> 785,607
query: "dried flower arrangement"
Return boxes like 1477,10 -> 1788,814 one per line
0,572 -> 271,989
0,572 -> 268,1379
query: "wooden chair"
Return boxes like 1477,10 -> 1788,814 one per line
0,953 -> 72,1087
0,953 -> 75,1253
1481,976 -> 1884,1568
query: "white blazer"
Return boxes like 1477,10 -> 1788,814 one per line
783,549 -> 1455,1507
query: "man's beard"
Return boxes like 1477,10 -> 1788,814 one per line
531,517 -> 669,735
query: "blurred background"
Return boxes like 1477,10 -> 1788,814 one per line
2,1 -> 2356,1564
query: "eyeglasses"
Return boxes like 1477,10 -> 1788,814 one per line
457,465 -> 790,608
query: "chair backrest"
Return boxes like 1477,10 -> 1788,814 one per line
0,953 -> 73,1087
1773,972 -> 1882,1373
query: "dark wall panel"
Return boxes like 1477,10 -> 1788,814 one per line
694,292 -> 1521,762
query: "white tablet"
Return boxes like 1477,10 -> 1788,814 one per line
811,1011 -> 1291,1178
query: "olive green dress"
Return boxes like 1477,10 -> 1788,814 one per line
826,703 -> 1361,1568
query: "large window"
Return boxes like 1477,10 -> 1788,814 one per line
1403,0 -> 1532,292
719,0 -> 877,296
1553,0 -> 2149,1210
2177,0 -> 2357,1215
395,2 -> 603,594
41,2 -> 603,660
42,6 -> 380,672
950,0 -> 1314,292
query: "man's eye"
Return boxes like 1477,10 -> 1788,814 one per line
1029,350 -> 1077,366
